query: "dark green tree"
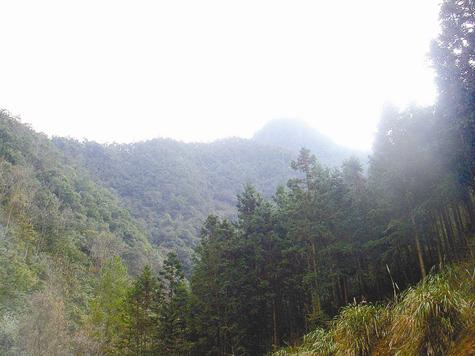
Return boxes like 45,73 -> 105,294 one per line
125,265 -> 161,354
156,253 -> 191,355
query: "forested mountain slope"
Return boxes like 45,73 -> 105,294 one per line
0,110 -> 156,353
0,110 -> 154,273
53,121 -> 363,267
52,137 -> 296,266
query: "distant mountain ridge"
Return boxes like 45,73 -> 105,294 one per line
253,119 -> 368,167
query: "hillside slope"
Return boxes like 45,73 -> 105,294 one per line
274,256 -> 475,356
53,137 -> 296,267
53,120 -> 365,267
0,111 -> 156,352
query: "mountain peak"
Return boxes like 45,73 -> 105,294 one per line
253,119 -> 367,167
253,119 -> 332,149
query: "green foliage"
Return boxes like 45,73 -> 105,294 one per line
301,328 -> 336,356
156,253 -> 191,355
274,328 -> 336,356
52,136 -> 297,270
87,257 -> 130,354
275,263 -> 475,355
390,272 -> 471,355
0,111 -> 153,353
17,288 -> 71,356
125,265 -> 161,354
186,139 -> 474,354
431,0 -> 475,190
332,303 -> 390,356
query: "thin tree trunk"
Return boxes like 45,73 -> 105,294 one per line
411,215 -> 426,278
5,204 -> 14,237
452,206 -> 469,247
437,214 -> 448,256
442,209 -> 458,257
464,197 -> 475,226
434,220 -> 444,266
272,299 -> 278,347
439,213 -> 455,259
310,240 -> 321,314
343,277 -> 348,304
457,205 -> 467,231
452,206 -> 463,235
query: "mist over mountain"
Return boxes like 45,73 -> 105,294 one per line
253,119 -> 369,167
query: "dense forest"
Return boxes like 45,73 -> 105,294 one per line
52,118 -> 362,271
51,136 -> 294,271
1,0 -> 475,355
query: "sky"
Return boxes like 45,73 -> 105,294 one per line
0,0 -> 440,150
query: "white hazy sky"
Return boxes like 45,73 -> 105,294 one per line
0,0 -> 440,150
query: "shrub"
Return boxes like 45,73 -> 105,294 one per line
332,303 -> 390,356
301,328 -> 336,356
389,273 -> 470,355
